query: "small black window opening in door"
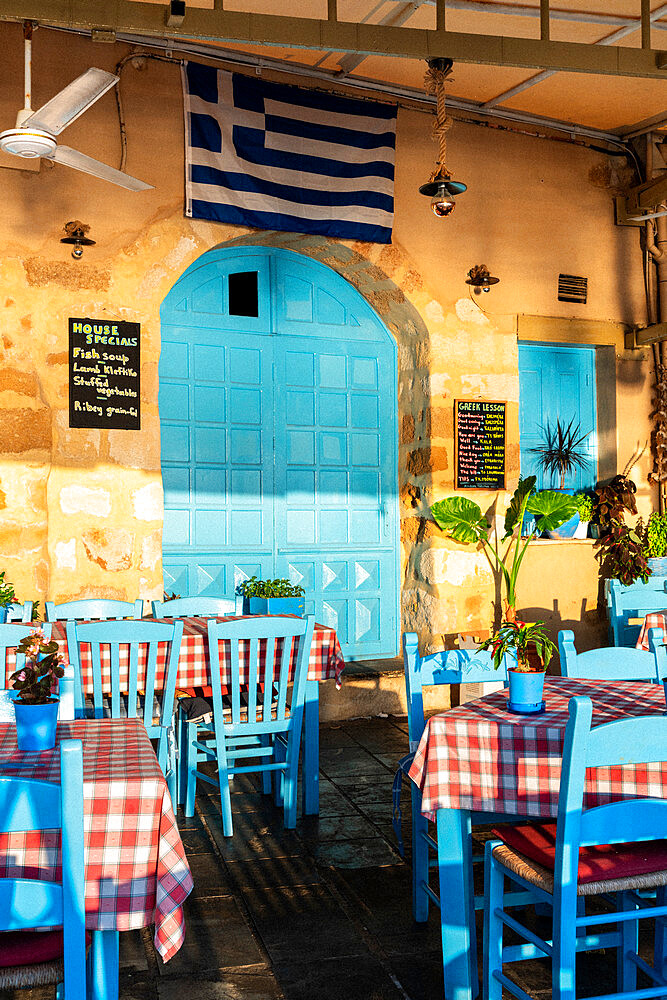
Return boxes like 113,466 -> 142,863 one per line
228,271 -> 259,317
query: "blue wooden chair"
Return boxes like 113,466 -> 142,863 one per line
607,580 -> 667,646
65,619 -> 184,802
559,627 -> 667,680
151,596 -> 240,618
181,615 -> 315,835
484,695 -> 667,1000
45,599 -> 143,623
0,739 -> 86,999
5,602 -> 33,623
395,632 -> 518,922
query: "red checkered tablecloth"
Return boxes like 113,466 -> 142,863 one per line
45,616 -> 345,694
636,611 -> 667,650
409,676 -> 667,819
0,718 -> 193,962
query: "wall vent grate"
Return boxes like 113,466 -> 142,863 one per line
558,273 -> 587,303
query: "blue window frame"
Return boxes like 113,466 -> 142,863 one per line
518,341 -> 597,491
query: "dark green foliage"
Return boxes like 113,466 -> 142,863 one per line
238,576 -> 305,598
479,617 -> 555,672
645,512 -> 667,559
10,629 -> 66,705
593,475 -> 649,586
0,571 -> 15,609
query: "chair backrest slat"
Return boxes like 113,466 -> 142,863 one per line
275,635 -> 292,719
403,632 -> 511,748
5,602 -> 33,623
66,620 -> 183,773
46,599 -> 143,623
608,583 -> 667,646
558,628 -> 666,681
151,596 -> 239,619
207,616 -> 315,735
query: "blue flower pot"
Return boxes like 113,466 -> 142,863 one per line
0,607 -> 7,624
248,596 -> 305,616
507,669 -> 546,714
546,512 -> 580,539
14,700 -> 59,752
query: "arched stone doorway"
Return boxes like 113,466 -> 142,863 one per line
159,244 -> 400,660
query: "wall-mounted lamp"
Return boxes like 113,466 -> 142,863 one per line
465,264 -> 500,294
60,220 -> 95,259
419,58 -> 466,218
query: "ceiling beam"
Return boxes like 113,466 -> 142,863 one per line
482,2 -> 667,109
2,2 -> 667,79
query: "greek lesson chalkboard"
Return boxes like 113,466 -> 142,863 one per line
455,399 -> 506,490
69,318 -> 140,430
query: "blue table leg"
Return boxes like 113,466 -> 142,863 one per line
302,680 -> 319,815
436,808 -> 478,1000
89,930 -> 119,1000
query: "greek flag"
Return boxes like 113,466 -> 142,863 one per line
182,62 -> 397,243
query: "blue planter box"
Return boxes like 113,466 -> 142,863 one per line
248,596 -> 305,616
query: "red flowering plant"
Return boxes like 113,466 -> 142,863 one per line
478,618 -> 555,673
10,629 -> 67,704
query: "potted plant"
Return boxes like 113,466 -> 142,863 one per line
0,571 -> 16,623
592,474 -> 649,586
530,417 -> 591,491
642,511 -> 667,575
572,492 -> 594,539
10,628 -> 67,752
237,577 -> 306,616
479,617 -> 555,713
530,418 -> 591,539
431,476 -> 577,622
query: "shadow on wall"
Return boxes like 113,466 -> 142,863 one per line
516,598 -> 608,674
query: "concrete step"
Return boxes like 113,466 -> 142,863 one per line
319,655 -> 456,723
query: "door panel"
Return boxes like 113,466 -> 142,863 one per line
159,322 -> 274,599
160,247 -> 399,660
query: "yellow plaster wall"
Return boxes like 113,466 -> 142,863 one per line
0,25 -> 654,655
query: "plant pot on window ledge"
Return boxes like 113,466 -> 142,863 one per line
546,512 -> 580,539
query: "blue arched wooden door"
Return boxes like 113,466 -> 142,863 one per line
159,247 -> 399,660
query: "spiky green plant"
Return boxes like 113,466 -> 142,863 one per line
531,417 -> 590,489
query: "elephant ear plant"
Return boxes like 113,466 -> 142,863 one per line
431,476 -> 577,620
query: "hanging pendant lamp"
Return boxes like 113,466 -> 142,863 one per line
419,58 -> 466,217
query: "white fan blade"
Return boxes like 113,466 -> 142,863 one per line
52,145 -> 152,191
23,68 -> 118,136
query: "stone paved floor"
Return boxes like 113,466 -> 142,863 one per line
0,714 -> 654,1000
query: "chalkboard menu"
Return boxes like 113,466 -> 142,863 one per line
455,399 -> 506,490
69,318 -> 140,430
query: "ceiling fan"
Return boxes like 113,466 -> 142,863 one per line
0,27 -> 152,191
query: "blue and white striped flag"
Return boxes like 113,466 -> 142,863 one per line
182,62 -> 397,243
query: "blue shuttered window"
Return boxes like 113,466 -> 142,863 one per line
518,342 -> 597,491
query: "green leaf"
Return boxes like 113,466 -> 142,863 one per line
526,490 -> 578,531
430,497 -> 489,545
503,476 -> 536,538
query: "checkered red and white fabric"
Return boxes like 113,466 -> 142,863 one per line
636,612 -> 667,651
43,616 -> 345,695
0,718 -> 193,962
409,676 -> 667,819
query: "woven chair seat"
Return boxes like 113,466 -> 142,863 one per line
492,842 -> 667,896
0,958 -> 63,989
